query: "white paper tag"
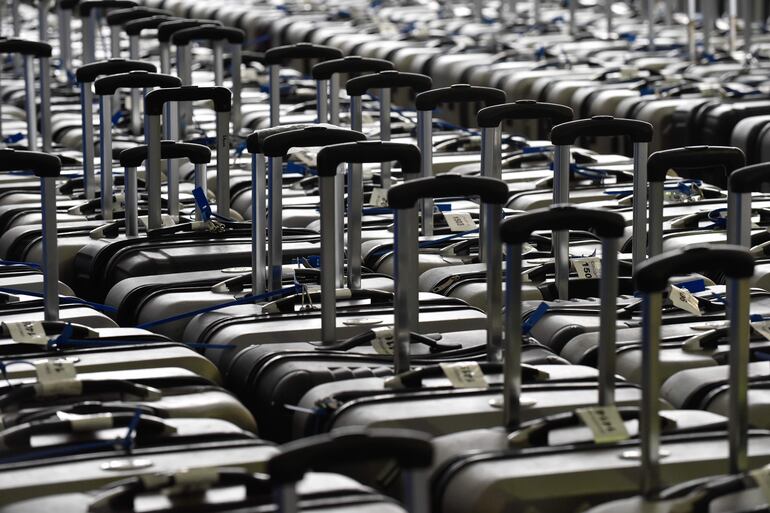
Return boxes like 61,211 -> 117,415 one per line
439,362 -> 488,389
750,464 -> 770,501
369,187 -> 390,208
442,212 -> 476,232
35,359 -> 77,386
576,406 -> 631,444
5,321 -> 48,344
56,411 -> 114,432
138,214 -> 175,230
572,257 -> 602,279
34,379 -> 82,397
669,284 -> 701,316
371,327 -> 395,355
752,320 -> 770,341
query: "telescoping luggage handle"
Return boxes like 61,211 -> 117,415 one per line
93,72 -> 182,221
383,171 -> 508,372
259,126 -> 367,294
550,116 -> 653,299
144,86 -> 232,231
312,141 -> 421,350
647,146 -> 746,255
476,100 -> 574,263
634,245 -> 754,497
727,161 -> 770,249
156,19 -> 222,75
263,43 -> 343,127
77,0 -> 138,64
123,15 -> 174,59
269,428 -> 433,513
118,141 -> 211,237
171,26 -> 246,134
0,39 -> 53,154
500,205 -> 625,431
0,150 -> 61,322
105,6 -> 170,59
87,468 -> 271,511
346,70 -> 433,188
414,84 -> 506,237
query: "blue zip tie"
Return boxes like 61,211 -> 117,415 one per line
522,302 -> 550,335
234,140 -> 248,157
707,208 -> 728,229
677,279 -> 707,294
0,287 -> 118,313
111,110 -> 127,127
192,187 -> 212,221
435,203 -> 452,212
136,283 -> 301,330
2,133 -> 24,144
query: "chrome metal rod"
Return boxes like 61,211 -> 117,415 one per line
503,243 -> 523,431
165,100 -> 180,220
320,173 -> 337,345
598,238 -> 619,406
417,109 -> 433,236
23,56 -> 37,151
215,111 -> 231,217
394,207 -> 419,373
727,277 -> 750,474
485,202 -> 502,363
553,144 -> 571,299
231,44 -> 242,135
727,191 -> 752,248
81,87 -> 96,199
640,291 -> 663,498
41,175 -> 58,322
648,181 -> 664,257
213,40 -> 224,86
269,65 -> 280,126
146,114 -> 163,230
99,94 -> 114,221
39,56 -> 51,153
252,153 -> 267,295
124,166 -> 139,237
268,156 -> 283,290
632,142 -> 649,270
379,87 -> 392,187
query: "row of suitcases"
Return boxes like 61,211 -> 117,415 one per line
0,0 -> 770,511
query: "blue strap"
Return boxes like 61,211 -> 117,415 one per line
362,207 -> 393,215
234,140 -> 248,157
111,110 -> 127,127
136,283 -> 301,330
707,208 -> 728,229
2,133 -> 24,144
522,302 -> 550,335
677,279 -> 707,294
285,161 -> 309,175
0,259 -> 41,270
0,359 -> 36,388
522,145 -> 555,155
192,187 -> 212,221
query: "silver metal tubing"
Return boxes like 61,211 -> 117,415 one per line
23,56 -> 37,151
648,0 -> 656,52
569,0 -> 577,35
640,291 -> 663,498
727,277 -> 750,474
394,207 -> 419,373
165,100 -> 180,220
417,109 -> 433,236
176,45 -> 192,133
503,243 -> 523,431
553,144 -> 571,299
379,87 -> 392,187
727,191 -> 752,248
479,126 -> 500,263
129,35 -> 139,60
743,0 -> 753,55
532,0 -> 540,25
606,0 -> 613,35
485,202 -> 503,363
99,94 -> 114,220
703,0 -> 713,57
688,0 -> 697,63
159,42 -> 170,74
728,0 -> 738,54
320,172 -> 337,345
632,142 -> 649,270
252,153 -> 267,295
316,79 -> 329,123
38,0 -> 48,46
348,162 -> 363,289
41,175 -> 58,322
648,181 -> 664,257
598,238 -> 619,406
268,156 -> 283,290
130,88 -> 142,135
39,56 -> 51,153
275,484 -> 299,513
146,114 -> 163,230
402,469 -> 429,513
230,44 -> 242,135
335,168 -> 345,289
328,74 -> 340,125
124,166 -> 139,237
215,111 -> 231,218
213,40 -> 224,86
269,65 -> 280,126
473,0 -> 483,21
110,25 -> 121,58
84,12 -> 97,64
80,86 -> 96,199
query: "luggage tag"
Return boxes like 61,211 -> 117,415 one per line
33,359 -> 82,397
439,362 -> 488,389
369,187 -> 390,208
576,406 -> 630,444
371,327 -> 395,355
4,321 -> 48,345
669,284 -> 702,316
442,211 -> 476,232
571,256 -> 602,279
750,464 -> 770,501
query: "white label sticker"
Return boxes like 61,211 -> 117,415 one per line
669,284 -> 701,316
35,359 -> 77,385
56,411 -> 114,432
440,362 -> 488,389
576,406 -> 631,444
138,214 -> 175,230
572,257 -> 602,279
751,464 -> 770,501
442,212 -> 476,232
369,187 -> 390,208
752,320 -> 770,342
371,327 -> 395,355
4,321 -> 47,344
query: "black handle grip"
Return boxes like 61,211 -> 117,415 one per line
75,58 -> 156,83
0,39 -> 52,58
414,84 -> 506,111
261,126 -> 366,158
316,141 -> 420,177
634,244 -> 755,293
311,56 -> 393,80
123,15 -> 174,36
94,71 -> 181,95
88,470 -> 270,511
246,123 -> 317,154
77,0 -> 137,17
500,204 -> 626,244
387,174 -> 508,209
550,116 -> 653,145
105,6 -> 168,26
119,141 -> 211,167
156,19 -> 222,42
268,428 -> 432,483
648,146 -> 746,183
59,0 -> 82,10
728,162 -> 770,193
0,149 -> 61,177
170,25 -> 245,46
477,100 -> 574,128
346,70 -> 432,97
145,86 -> 231,116
264,42 -> 342,66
